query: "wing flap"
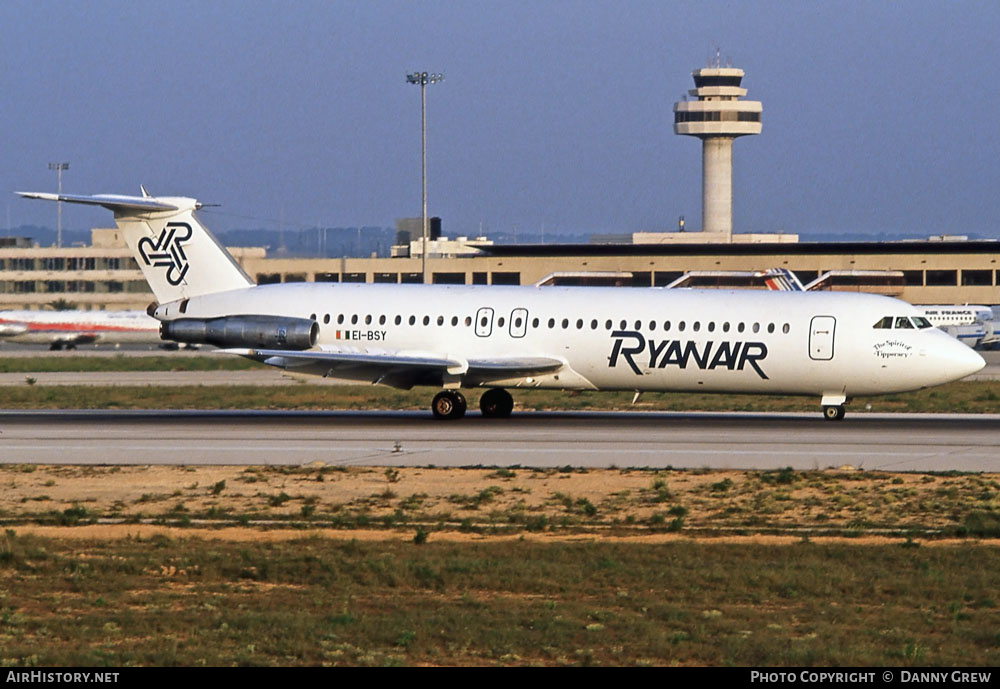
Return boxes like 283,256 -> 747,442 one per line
467,357 -> 564,375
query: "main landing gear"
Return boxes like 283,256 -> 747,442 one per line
430,388 -> 514,420
432,390 -> 467,420
479,388 -> 514,418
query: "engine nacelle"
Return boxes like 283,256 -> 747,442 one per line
160,315 -> 318,350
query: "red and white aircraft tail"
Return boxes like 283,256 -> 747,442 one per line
0,309 -> 161,349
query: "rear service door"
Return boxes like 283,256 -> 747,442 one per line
809,315 -> 836,360
509,308 -> 528,338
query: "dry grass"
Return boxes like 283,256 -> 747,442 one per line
0,356 -> 258,373
2,464 -> 998,539
2,466 -> 998,666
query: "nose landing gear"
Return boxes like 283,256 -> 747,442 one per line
821,394 -> 847,421
823,405 -> 846,421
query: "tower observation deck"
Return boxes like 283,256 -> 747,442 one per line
673,62 -> 762,239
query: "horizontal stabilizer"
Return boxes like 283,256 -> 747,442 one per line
16,192 -> 180,213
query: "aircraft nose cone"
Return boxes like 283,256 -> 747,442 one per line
943,340 -> 986,381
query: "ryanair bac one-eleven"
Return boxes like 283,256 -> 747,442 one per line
18,190 -> 985,421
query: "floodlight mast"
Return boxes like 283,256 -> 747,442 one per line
406,72 -> 443,284
48,162 -> 69,248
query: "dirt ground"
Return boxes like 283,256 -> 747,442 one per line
2,464 -> 998,545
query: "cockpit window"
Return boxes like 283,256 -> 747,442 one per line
875,315 -> 931,330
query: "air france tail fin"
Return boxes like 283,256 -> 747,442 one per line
16,190 -> 254,303
756,267 -> 805,292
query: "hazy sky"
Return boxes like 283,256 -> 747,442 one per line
2,0 -> 998,239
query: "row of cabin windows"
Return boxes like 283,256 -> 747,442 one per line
872,316 -> 933,330
310,312 -> 792,335
313,313 -> 472,327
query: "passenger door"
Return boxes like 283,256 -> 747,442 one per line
809,315 -> 836,360
509,308 -> 528,338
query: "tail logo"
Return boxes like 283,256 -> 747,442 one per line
137,222 -> 193,286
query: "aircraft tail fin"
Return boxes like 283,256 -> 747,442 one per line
756,268 -> 805,292
16,190 -> 254,303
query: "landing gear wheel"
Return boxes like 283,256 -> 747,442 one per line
823,405 -> 846,421
479,388 -> 514,418
432,390 -> 467,420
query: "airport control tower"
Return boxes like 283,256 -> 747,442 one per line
673,58 -> 762,240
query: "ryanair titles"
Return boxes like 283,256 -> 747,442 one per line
608,330 -> 769,379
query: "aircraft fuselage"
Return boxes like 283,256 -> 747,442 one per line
156,282 -> 983,399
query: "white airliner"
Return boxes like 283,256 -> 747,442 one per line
916,305 -> 997,349
17,190 -> 985,420
0,309 -> 161,349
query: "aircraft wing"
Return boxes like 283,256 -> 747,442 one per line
219,347 -> 564,389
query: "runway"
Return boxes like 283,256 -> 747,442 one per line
1,409 -> 998,472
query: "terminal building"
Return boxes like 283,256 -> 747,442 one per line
246,237 -> 998,305
0,229 -> 264,311
1,228 -> 998,311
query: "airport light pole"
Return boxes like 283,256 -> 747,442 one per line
406,71 -> 443,284
48,162 -> 69,248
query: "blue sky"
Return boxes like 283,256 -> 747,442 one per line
2,0 -> 998,239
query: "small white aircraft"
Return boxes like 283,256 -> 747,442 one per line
17,190 -> 985,420
0,309 -> 161,349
